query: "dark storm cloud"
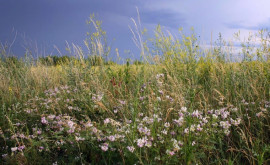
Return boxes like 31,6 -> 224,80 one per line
0,0 -> 186,57
225,18 -> 270,31
140,10 -> 186,29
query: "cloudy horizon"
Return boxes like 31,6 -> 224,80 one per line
0,0 -> 269,59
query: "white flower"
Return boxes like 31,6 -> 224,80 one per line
212,114 -> 218,119
11,147 -> 18,152
181,107 -> 187,113
164,122 -> 170,128
127,146 -> 135,152
161,129 -> 167,135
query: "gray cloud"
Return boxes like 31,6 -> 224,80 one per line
140,10 -> 186,29
225,19 -> 270,31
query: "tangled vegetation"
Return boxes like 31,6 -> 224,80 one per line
0,15 -> 270,164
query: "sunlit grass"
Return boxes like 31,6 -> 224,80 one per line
0,15 -> 270,164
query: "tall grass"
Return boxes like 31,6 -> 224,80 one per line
0,16 -> 270,164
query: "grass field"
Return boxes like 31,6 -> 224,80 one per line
1,17 -> 270,164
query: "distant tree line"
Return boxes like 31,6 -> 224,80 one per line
0,55 -> 145,66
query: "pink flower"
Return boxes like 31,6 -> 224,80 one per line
41,117 -> 48,124
108,135 -> 116,142
18,145 -> 25,151
104,118 -> 110,124
119,100 -> 126,105
127,146 -> 135,152
137,138 -> 146,148
101,143 -> 109,151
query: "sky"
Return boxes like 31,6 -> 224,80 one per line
0,0 -> 270,60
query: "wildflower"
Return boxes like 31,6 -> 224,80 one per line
173,117 -> 184,126
92,127 -> 98,133
67,128 -> 75,134
85,121 -> 93,128
166,150 -> 175,156
190,125 -> 195,132
230,118 -> 241,126
256,112 -> 264,117
220,121 -> 231,129
157,97 -> 161,101
108,135 -> 116,142
181,107 -> 187,113
192,141 -> 196,146
67,121 -> 75,129
153,114 -> 158,118
127,146 -> 135,153
137,138 -> 146,148
39,146 -> 44,152
161,129 -> 167,135
139,96 -> 145,101
47,115 -> 55,120
170,131 -> 176,135
138,127 -> 151,136
202,117 -> 208,124
104,118 -> 110,124
231,108 -> 238,112
196,124 -> 203,132
101,143 -> 109,151
156,74 -> 164,79
164,122 -> 170,128
2,154 -> 8,158
212,114 -> 218,119
75,136 -> 85,141
41,117 -> 48,124
184,128 -> 189,134
18,145 -> 25,151
119,100 -> 126,105
11,147 -> 18,152
179,112 -> 184,117
192,110 -> 201,118
221,111 -> 230,119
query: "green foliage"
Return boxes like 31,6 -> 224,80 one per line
39,55 -> 75,66
1,17 -> 270,164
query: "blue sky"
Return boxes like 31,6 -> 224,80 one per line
0,0 -> 270,59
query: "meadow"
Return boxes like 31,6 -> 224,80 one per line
0,16 -> 270,164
